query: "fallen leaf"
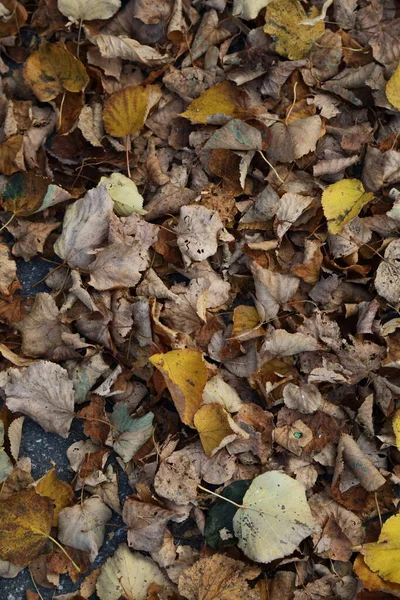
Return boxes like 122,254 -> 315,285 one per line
264,0 -> 325,60
202,376 -> 244,413
354,554 -> 400,595
90,34 -> 172,67
265,115 -> 322,163
204,480 -> 251,549
181,81 -> 245,125
375,239 -> 400,304
34,468 -> 75,526
0,243 -> 17,296
122,495 -> 176,553
24,42 -> 89,102
362,514 -> 400,584
54,184 -> 113,270
194,403 -> 245,457
154,450 -> 200,505
100,173 -> 145,216
233,471 -> 320,563
96,543 -> 167,600
8,219 -> 61,261
103,84 -> 161,137
58,497 -> 112,562
0,135 -> 24,175
1,172 -> 72,216
57,0 -> 121,23
175,205 -> 223,266
0,488 -> 53,566
5,361 -> 75,438
150,349 -> 208,426
386,61 -> 400,110
321,179 -> 374,234
178,554 -> 260,600
0,421 -> 13,483
233,0 -> 272,20
110,405 -> 154,463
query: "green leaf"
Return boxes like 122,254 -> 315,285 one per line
204,480 -> 251,549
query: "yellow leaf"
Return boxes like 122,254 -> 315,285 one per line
35,468 -> 74,526
180,81 -> 246,125
0,488 -> 53,565
194,403 -> 239,457
353,554 -> 400,594
232,305 -> 261,337
100,173 -> 146,216
264,0 -> 325,60
393,409 -> 400,450
103,84 -> 161,137
362,513 -> 400,584
321,179 -> 373,234
149,349 -> 207,426
386,61 -> 400,110
24,42 -> 89,102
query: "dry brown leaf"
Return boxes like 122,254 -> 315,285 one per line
178,555 -> 260,600
5,361 -> 75,438
8,219 -> 60,261
176,205 -> 223,266
0,243 -> 17,296
265,115 -> 322,163
251,262 -> 300,322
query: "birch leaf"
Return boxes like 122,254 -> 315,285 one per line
321,179 -> 374,235
233,471 -> 320,563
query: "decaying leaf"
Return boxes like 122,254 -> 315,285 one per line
96,543 -> 167,600
57,0 -> 121,23
24,42 -> 89,102
58,497 -> 112,562
34,468 -> 74,526
264,0 -> 325,60
233,471 -> 320,563
5,361 -> 75,438
0,489 -> 53,566
176,205 -> 223,266
178,554 -> 260,600
181,81 -> 245,125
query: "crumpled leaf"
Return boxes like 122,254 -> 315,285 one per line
181,81 -> 245,125
0,488 -> 53,566
54,184 -> 113,270
8,219 -> 61,261
251,262 -> 300,322
24,42 -> 89,102
0,243 -> 17,296
34,468 -> 74,526
178,554 -> 260,600
262,329 -> 320,356
58,496 -> 112,562
181,9 -> 230,68
0,135 -> 24,176
100,173 -> 145,216
375,239 -> 400,304
321,179 -> 374,234
233,0 -> 272,20
90,34 -> 172,67
233,471 -> 320,563
362,514 -> 400,584
176,205 -> 223,266
103,84 -> 161,138
96,543 -> 167,600
264,0 -> 325,60
150,349 -> 208,426
57,0 -> 121,23
5,361 -> 75,438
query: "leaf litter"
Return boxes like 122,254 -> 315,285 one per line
1,0 -> 400,598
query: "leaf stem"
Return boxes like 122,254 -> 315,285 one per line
125,135 -> 131,179
258,151 -> 285,184
0,212 -> 16,233
47,533 -> 81,572
198,484 -> 243,509
29,566 -> 45,600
